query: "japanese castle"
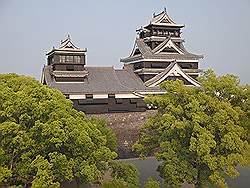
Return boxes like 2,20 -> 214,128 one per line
41,9 -> 203,113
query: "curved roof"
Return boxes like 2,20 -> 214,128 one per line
46,35 -> 87,56
148,9 -> 184,28
121,38 -> 203,63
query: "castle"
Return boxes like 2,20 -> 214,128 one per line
41,9 -> 203,114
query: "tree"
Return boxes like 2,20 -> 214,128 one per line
89,117 -> 117,152
144,178 -> 160,188
107,161 -> 139,188
0,74 -> 117,187
134,71 -> 250,188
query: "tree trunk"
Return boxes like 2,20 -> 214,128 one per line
76,178 -> 80,188
195,182 -> 202,188
195,169 -> 202,188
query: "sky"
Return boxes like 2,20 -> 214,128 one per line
0,0 -> 249,83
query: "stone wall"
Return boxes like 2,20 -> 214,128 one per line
88,110 -> 157,158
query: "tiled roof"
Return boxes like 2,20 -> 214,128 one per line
136,39 -> 153,56
46,35 -> 87,56
148,9 -> 184,28
121,38 -> 203,63
43,66 -> 162,94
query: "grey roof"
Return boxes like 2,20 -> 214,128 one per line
46,35 -> 87,56
43,66 -> 162,94
121,38 -> 203,63
149,10 -> 184,28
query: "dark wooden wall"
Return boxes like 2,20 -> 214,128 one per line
71,98 -> 147,114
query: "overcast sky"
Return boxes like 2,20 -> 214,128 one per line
0,0 -> 249,83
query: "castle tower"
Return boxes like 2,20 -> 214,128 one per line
121,9 -> 203,87
44,35 -> 88,83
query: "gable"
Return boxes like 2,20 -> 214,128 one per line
63,42 -> 75,49
145,62 -> 201,87
161,46 -> 179,53
60,40 -> 78,49
133,48 -> 141,56
165,75 -> 193,85
130,43 -> 142,57
160,17 -> 171,24
154,39 -> 184,54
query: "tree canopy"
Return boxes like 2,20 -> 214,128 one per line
101,161 -> 139,188
0,74 -> 117,187
135,70 -> 250,188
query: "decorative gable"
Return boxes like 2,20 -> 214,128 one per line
130,43 -> 142,57
160,17 -> 171,24
145,62 -> 201,87
153,39 -> 184,54
59,35 -> 79,50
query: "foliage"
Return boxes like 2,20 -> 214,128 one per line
108,161 -> 139,187
30,155 -> 60,188
144,178 -> 160,188
89,117 -> 117,152
135,70 -> 250,188
101,178 -> 137,188
0,74 -> 118,187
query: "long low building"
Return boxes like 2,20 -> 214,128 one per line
41,9 -> 203,114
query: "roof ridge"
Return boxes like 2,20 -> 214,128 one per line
136,38 -> 153,57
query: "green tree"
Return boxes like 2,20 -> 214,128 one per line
144,178 -> 160,188
0,74 -> 117,187
108,161 -> 139,188
89,117 -> 117,152
134,71 -> 249,188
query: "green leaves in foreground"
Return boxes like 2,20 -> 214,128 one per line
135,70 -> 250,188
0,74 -> 117,187
101,161 -> 139,188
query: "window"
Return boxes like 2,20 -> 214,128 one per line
116,98 -> 123,104
179,63 -> 192,69
65,56 -> 73,63
108,94 -> 115,98
59,56 -> 65,63
66,65 -> 74,71
151,63 -> 163,68
74,56 -> 81,63
86,94 -> 93,99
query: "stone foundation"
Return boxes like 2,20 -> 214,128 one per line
88,110 -> 157,158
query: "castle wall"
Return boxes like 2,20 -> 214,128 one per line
72,98 -> 147,114
88,110 -> 157,158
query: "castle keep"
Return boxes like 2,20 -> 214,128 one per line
41,9 -> 203,114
